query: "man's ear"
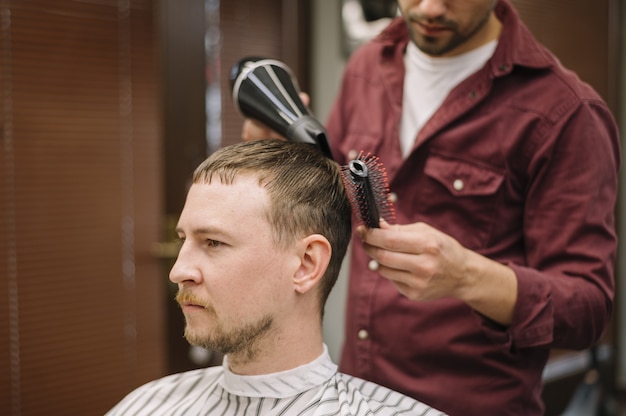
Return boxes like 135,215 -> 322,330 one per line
293,234 -> 331,294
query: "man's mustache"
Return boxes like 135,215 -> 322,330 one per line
175,291 -> 214,311
408,13 -> 457,31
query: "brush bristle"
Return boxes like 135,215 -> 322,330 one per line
340,152 -> 395,228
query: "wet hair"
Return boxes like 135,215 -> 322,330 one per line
192,140 -> 352,317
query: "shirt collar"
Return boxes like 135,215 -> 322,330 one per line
220,344 -> 338,398
489,0 -> 553,75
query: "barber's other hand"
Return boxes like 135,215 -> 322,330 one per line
241,118 -> 283,142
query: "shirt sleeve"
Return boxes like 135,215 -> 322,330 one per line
501,100 -> 620,350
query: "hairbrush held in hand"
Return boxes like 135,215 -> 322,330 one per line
341,152 -> 395,228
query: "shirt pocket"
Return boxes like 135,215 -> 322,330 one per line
421,153 -> 505,249
424,153 -> 504,197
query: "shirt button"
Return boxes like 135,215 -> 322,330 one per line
348,149 -> 359,160
389,192 -> 398,203
453,179 -> 464,191
357,329 -> 369,340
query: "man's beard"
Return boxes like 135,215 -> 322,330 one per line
406,8 -> 493,56
176,291 -> 274,364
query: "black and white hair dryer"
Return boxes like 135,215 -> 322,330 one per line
230,57 -> 333,160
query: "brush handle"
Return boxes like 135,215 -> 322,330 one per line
348,159 -> 381,228
341,152 -> 395,229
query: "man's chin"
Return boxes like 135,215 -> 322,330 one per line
415,39 -> 450,56
184,330 -> 215,351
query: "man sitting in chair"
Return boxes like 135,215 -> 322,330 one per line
106,140 -> 445,415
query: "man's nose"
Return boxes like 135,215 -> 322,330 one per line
169,243 -> 202,285
417,0 -> 447,18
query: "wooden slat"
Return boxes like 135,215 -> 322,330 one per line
0,1 -> 165,414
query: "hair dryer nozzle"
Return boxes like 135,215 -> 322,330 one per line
230,57 -> 333,160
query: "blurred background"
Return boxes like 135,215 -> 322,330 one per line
0,0 -> 624,414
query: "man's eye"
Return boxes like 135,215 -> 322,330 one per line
206,239 -> 222,248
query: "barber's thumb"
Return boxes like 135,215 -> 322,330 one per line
299,92 -> 310,107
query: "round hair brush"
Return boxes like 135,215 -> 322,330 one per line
341,152 -> 395,228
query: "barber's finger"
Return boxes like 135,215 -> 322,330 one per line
378,218 -> 393,229
242,118 -> 283,141
299,92 -> 310,107
356,225 -> 367,240
356,220 -> 389,239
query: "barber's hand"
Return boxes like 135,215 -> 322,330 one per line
241,118 -> 283,142
358,220 -> 471,302
358,220 -> 517,325
240,92 -> 311,142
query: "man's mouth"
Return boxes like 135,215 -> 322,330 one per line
175,291 -> 210,310
415,20 -> 450,36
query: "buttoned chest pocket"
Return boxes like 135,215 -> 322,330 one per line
420,153 -> 505,249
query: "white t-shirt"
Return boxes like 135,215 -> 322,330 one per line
106,345 -> 446,415
400,40 -> 498,156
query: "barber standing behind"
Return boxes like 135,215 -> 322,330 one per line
243,0 -> 620,414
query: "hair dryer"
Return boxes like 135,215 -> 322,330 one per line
230,57 -> 333,160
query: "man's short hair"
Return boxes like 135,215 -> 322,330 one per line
193,140 -> 352,316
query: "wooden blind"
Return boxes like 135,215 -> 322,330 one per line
0,1 -> 165,414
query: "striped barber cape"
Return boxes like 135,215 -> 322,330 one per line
105,345 -> 446,416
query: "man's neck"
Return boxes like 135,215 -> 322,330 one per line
227,321 -> 324,375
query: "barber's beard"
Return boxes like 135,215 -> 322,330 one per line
175,291 -> 274,364
406,10 -> 491,57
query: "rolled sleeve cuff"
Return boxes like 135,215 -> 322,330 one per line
477,263 -> 554,351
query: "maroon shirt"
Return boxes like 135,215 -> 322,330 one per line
326,1 -> 620,415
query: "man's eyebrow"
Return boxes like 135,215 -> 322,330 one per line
175,227 -> 227,237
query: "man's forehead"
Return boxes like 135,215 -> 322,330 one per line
179,179 -> 270,226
